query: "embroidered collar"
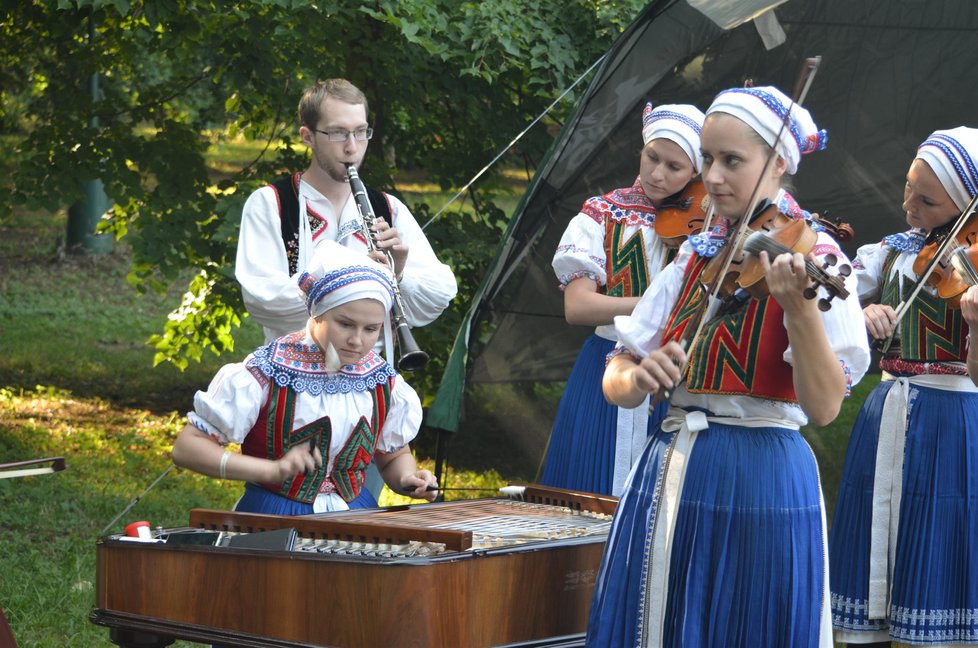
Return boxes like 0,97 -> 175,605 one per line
586,178 -> 658,227
247,332 -> 397,396
776,189 -> 811,221
688,216 -> 732,257
623,177 -> 656,203
882,228 -> 926,254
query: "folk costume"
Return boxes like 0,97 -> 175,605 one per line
830,128 -> 978,646
236,174 -> 457,343
189,242 -> 422,514
542,102 -> 705,497
586,87 -> 871,648
236,175 -> 455,508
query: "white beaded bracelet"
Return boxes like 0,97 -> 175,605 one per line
219,449 -> 232,479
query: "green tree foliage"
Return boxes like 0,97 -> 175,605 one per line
0,0 -> 645,397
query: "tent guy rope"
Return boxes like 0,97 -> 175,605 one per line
420,54 -> 607,231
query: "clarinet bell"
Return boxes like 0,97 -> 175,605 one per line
394,321 -> 429,371
397,348 -> 430,372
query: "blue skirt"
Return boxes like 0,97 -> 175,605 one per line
235,482 -> 374,515
587,420 -> 826,648
830,380 -> 978,644
541,334 -> 667,495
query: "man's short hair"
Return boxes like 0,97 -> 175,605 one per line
298,79 -> 368,128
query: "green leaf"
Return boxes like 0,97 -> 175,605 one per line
2,0 -> 642,379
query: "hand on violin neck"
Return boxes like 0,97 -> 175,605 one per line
759,249 -> 818,314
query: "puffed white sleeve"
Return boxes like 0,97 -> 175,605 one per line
375,376 -> 423,453
613,243 -> 692,357
782,234 -> 871,392
387,196 -> 458,327
552,211 -> 607,288
235,186 -> 309,338
851,240 -> 888,306
186,362 -> 267,445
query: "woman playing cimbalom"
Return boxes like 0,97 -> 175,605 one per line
830,127 -> 978,648
172,242 -> 437,515
586,86 -> 870,648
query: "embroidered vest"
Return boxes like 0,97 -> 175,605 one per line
660,255 -> 797,402
240,334 -> 397,503
605,220 -> 651,298
879,249 -> 969,362
270,172 -> 393,275
581,182 -> 656,298
242,376 -> 393,503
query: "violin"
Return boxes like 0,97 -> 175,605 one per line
656,55 -> 824,404
911,212 -> 978,308
873,193 -> 978,353
810,211 -> 854,243
700,201 -> 851,311
942,244 -> 978,308
654,179 -> 712,248
951,245 -> 978,285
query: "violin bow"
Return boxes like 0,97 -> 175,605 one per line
100,463 -> 175,535
0,456 -> 66,480
876,192 -> 978,354
657,56 -> 822,403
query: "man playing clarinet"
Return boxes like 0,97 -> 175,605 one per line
235,78 -> 458,507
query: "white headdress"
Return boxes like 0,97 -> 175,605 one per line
642,101 -> 706,173
706,86 -> 827,174
915,127 -> 978,211
297,241 -> 394,318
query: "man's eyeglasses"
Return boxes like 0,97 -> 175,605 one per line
312,128 -> 373,142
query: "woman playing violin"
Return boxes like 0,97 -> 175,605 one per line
830,127 -> 978,647
586,86 -> 870,648
541,102 -> 705,497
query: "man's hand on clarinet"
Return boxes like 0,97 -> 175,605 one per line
369,219 -> 408,278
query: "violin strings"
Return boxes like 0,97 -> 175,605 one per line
951,248 -> 978,286
743,233 -> 836,286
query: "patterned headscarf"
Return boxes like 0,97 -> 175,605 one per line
642,102 -> 706,172
915,127 -> 978,211
297,241 -> 394,318
706,86 -> 827,174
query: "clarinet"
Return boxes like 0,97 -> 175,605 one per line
345,164 -> 429,372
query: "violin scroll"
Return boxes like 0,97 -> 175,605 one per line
741,225 -> 851,312
810,211 -> 854,243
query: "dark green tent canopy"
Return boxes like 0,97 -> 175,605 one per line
429,0 -> 978,475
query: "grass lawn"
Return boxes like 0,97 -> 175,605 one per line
0,135 -> 510,646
